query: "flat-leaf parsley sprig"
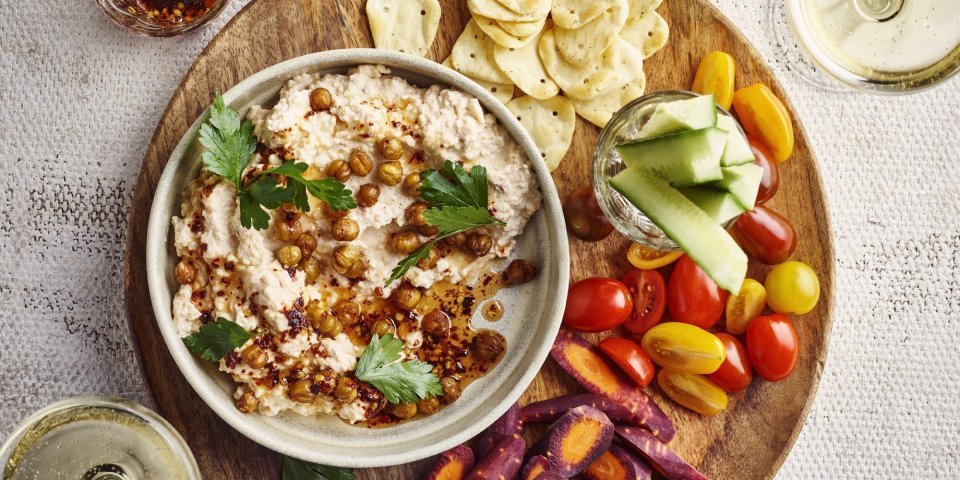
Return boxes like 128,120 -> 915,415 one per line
355,334 -> 441,404
198,93 -> 355,230
385,160 -> 506,286
182,317 -> 252,361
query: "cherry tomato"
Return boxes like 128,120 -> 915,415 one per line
732,83 -> 794,162
563,185 -> 614,242
598,337 -> 656,387
626,242 -> 684,270
730,205 -> 797,265
746,314 -> 799,381
657,369 -> 728,416
692,51 -> 736,110
621,269 -> 666,335
725,278 -> 767,335
749,136 -> 780,204
707,333 -> 753,392
641,322 -> 725,374
765,261 -> 820,315
666,256 -> 728,329
563,278 -> 633,332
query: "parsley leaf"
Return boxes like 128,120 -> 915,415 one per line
282,456 -> 354,480
423,206 -> 506,235
198,93 -> 256,190
270,161 -> 357,212
182,317 -> 251,362
355,334 -> 441,404
238,176 -> 294,229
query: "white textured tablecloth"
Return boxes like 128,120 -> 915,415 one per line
1,1 -> 958,478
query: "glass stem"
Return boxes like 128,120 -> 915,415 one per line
855,0 -> 905,21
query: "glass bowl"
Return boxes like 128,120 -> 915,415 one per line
592,90 -> 744,251
97,0 -> 228,37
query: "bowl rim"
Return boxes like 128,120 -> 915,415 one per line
144,48 -> 569,468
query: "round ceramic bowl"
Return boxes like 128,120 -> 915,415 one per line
145,49 -> 569,468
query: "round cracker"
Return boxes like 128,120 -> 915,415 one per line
474,14 -> 538,49
493,26 -> 560,100
467,0 -> 549,22
497,17 -> 546,37
366,0 -> 441,57
538,29 -> 621,101
553,0 -> 629,67
506,95 -> 576,172
627,0 -> 664,22
451,19 -> 513,84
441,57 -> 516,104
495,0 -> 551,16
621,12 -> 670,58
550,0 -> 618,29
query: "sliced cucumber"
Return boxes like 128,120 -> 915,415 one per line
712,163 -> 764,211
638,94 -> 718,139
717,115 -> 755,166
679,186 -> 746,225
617,128 -> 726,187
610,168 -> 747,294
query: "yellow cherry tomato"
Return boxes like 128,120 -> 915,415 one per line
765,261 -> 821,315
732,83 -> 795,162
626,243 -> 684,270
641,322 -> 725,374
657,369 -> 728,416
692,51 -> 736,110
725,278 -> 767,335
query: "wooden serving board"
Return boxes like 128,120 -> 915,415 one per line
123,0 -> 834,478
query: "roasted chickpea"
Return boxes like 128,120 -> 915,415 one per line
405,201 -> 429,226
309,87 -> 333,111
465,232 -> 493,256
418,224 -> 440,237
372,318 -> 396,337
301,257 -> 321,283
388,402 -> 418,419
393,283 -> 422,311
396,321 -> 413,340
241,344 -> 269,369
277,245 -> 303,268
402,172 -> 422,196
332,217 -> 360,241
473,330 -> 505,361
440,376 -> 462,403
344,260 -> 368,279
274,218 -> 303,243
174,260 -> 196,285
417,397 -> 441,415
356,183 -> 381,208
313,369 -> 338,395
421,310 -> 450,339
378,161 -> 403,186
278,202 -> 300,220
294,233 -> 317,256
347,149 -> 373,176
331,300 -> 361,324
322,201 -> 349,219
236,391 -> 258,413
503,259 -> 538,285
416,246 -> 441,270
442,232 -> 466,248
290,379 -> 316,403
380,136 -> 404,160
332,245 -> 366,279
390,230 -> 420,255
306,299 -> 325,324
325,160 -> 351,182
334,377 -> 358,402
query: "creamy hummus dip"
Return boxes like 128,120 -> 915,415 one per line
170,65 -> 541,423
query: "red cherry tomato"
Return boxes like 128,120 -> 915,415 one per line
666,256 -> 728,329
621,269 -> 666,335
563,185 -> 614,242
598,337 -> 656,387
563,278 -> 634,332
730,205 -> 797,265
707,333 -> 753,392
749,136 -> 780,204
746,314 -> 799,382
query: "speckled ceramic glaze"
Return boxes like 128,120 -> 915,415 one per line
145,49 -> 569,468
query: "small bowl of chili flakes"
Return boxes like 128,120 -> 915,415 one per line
97,0 -> 228,37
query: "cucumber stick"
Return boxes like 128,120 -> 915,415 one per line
616,128 -> 726,187
679,187 -> 745,225
717,115 -> 755,166
713,163 -> 764,211
610,168 -> 747,294
638,94 -> 718,139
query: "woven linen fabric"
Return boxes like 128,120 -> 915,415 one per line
1,0 -> 958,478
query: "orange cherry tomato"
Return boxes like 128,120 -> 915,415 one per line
626,243 -> 684,270
666,255 -> 728,329
732,83 -> 794,162
621,269 -> 666,335
746,314 -> 799,382
641,322 -> 725,374
708,333 -> 753,392
598,337 -> 656,387
657,369 -> 728,416
749,136 -> 780,204
563,278 -> 634,332
692,51 -> 736,110
725,278 -> 767,335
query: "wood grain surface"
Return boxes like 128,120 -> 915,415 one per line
123,0 -> 835,478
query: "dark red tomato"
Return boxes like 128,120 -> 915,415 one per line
746,314 -> 799,382
666,256 -> 728,329
563,185 -> 614,242
621,269 -> 666,335
749,135 -> 780,204
563,278 -> 634,332
598,337 -> 656,387
707,333 -> 753,392
730,205 -> 797,265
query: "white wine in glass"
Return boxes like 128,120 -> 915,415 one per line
782,0 -> 960,92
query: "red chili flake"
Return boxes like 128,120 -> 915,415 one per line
374,287 -> 384,297
359,133 -> 371,138
190,218 -> 203,233
462,296 -> 474,308
409,150 -> 424,164
224,351 -> 240,369
199,311 -> 212,323
286,267 -> 297,279
136,0 -> 218,25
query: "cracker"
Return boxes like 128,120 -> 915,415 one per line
538,28 -> 621,100
493,25 -> 560,100
550,0 -> 618,29
506,95 -> 576,172
441,57 -> 515,104
366,0 -> 441,57
496,0 -> 551,16
553,0 -> 629,67
621,12 -> 669,58
626,0 -> 663,22
474,14 -> 538,48
572,69 -> 646,127
497,17 -> 546,37
451,19 -> 513,84
467,0 -> 549,22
